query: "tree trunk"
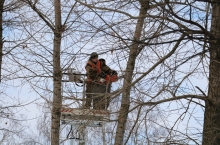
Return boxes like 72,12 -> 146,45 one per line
202,2 -> 220,145
0,0 -> 5,82
51,0 -> 62,145
114,1 -> 148,144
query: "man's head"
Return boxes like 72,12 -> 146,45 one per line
90,52 -> 98,62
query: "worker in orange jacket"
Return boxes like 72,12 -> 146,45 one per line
84,52 -> 117,110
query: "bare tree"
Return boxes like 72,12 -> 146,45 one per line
0,0 -> 24,82
114,1 -> 150,144
202,1 -> 220,144
0,0 -> 36,144
0,0 -> 4,82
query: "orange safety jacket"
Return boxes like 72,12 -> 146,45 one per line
86,60 -> 101,73
85,60 -> 101,83
85,60 -> 118,84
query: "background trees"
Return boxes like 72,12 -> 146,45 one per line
0,0 -> 36,144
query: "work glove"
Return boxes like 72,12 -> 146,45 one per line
99,78 -> 106,83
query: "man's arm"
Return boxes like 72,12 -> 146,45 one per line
102,65 -> 117,75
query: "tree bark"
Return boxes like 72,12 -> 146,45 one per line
202,2 -> 220,145
0,0 -> 5,82
51,0 -> 62,145
114,1 -> 148,145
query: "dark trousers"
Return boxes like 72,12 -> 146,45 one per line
85,82 -> 111,110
